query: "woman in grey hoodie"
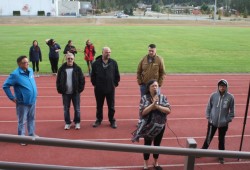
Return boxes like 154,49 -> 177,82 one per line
201,79 -> 235,164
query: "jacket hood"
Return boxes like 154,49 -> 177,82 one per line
217,79 -> 228,92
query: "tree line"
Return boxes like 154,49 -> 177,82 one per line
78,0 -> 249,15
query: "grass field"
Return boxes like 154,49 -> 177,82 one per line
0,21 -> 250,74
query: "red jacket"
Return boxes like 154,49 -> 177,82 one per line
84,44 -> 96,61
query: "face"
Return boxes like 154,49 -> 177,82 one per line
219,85 -> 227,94
149,81 -> 159,95
87,40 -> 91,45
102,48 -> 111,60
33,41 -> 38,46
66,55 -> 74,66
19,58 -> 29,70
148,47 -> 156,57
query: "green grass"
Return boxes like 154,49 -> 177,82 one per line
0,25 -> 250,74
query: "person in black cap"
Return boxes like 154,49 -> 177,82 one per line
201,79 -> 235,164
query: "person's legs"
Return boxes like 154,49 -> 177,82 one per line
27,103 -> 36,136
32,61 -> 35,72
94,88 -> 105,122
153,127 -> 165,161
16,104 -> 29,136
218,125 -> 228,150
143,137 -> 152,169
62,94 -> 72,125
49,58 -> 54,73
36,61 -> 39,72
106,90 -> 115,122
202,122 -> 217,149
72,93 -> 81,124
54,57 -> 59,73
140,84 -> 146,97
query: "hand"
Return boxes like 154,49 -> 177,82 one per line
55,49 -> 59,53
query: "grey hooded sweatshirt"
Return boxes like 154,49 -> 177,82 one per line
206,79 -> 235,127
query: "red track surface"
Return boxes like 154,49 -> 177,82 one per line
0,74 -> 250,170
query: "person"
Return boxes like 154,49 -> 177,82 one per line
137,44 -> 165,97
56,53 -> 85,130
29,40 -> 42,77
201,79 -> 235,164
136,79 -> 171,170
84,39 -> 96,76
137,44 -> 166,125
63,40 -> 77,56
45,38 -> 61,75
91,47 -> 120,129
2,56 -> 38,145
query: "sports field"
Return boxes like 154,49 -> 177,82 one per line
0,17 -> 250,74
0,16 -> 250,170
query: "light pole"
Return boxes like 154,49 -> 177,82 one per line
214,0 -> 217,21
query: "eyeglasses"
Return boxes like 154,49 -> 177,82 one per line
67,58 -> 74,61
22,61 -> 29,64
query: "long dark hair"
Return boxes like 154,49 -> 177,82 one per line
145,79 -> 158,95
33,40 -> 40,51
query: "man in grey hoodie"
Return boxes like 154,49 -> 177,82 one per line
201,79 -> 235,164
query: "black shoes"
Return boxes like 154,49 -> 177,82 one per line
93,120 -> 117,129
93,120 -> 101,128
219,157 -> 224,164
110,121 -> 117,129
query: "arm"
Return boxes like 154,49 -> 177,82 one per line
78,67 -> 85,93
158,57 -> 166,87
227,95 -> 235,122
114,61 -> 120,87
136,59 -> 143,85
2,74 -> 17,103
39,47 -> 42,62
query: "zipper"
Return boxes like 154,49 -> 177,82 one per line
217,95 -> 224,127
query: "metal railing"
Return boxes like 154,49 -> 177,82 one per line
0,134 -> 250,170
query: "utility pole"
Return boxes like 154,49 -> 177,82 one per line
214,0 -> 217,21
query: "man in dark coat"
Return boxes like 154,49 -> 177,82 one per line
91,47 -> 120,129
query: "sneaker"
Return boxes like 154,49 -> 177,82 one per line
75,123 -> 80,130
64,124 -> 71,130
93,120 -> 101,128
218,158 -> 224,164
110,121 -> 117,129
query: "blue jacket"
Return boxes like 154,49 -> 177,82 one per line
2,67 -> 37,105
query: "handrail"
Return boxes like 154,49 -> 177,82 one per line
0,134 -> 250,170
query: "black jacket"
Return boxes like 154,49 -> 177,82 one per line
91,55 -> 120,93
56,63 -> 85,94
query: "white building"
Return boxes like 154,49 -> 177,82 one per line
0,0 -> 59,16
0,0 -> 91,16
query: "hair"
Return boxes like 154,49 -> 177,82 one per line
148,44 -> 156,49
33,40 -> 39,51
102,47 -> 111,52
17,56 -> 27,64
68,40 -> 72,44
86,39 -> 91,45
66,53 -> 74,58
145,79 -> 158,95
48,39 -> 54,46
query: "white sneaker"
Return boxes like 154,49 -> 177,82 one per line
64,124 -> 71,130
75,123 -> 80,130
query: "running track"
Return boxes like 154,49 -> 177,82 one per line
0,74 -> 250,170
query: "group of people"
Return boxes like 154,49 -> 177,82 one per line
2,43 -> 235,169
28,38 -> 96,77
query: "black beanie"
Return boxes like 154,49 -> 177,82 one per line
218,79 -> 228,87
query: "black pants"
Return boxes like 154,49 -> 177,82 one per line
49,57 -> 59,73
94,88 -> 115,123
143,126 -> 165,160
202,122 -> 228,150
32,61 -> 39,72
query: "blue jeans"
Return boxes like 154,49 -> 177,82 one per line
62,93 -> 81,124
16,103 -> 36,136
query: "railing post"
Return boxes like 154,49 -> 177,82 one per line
184,138 -> 197,170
